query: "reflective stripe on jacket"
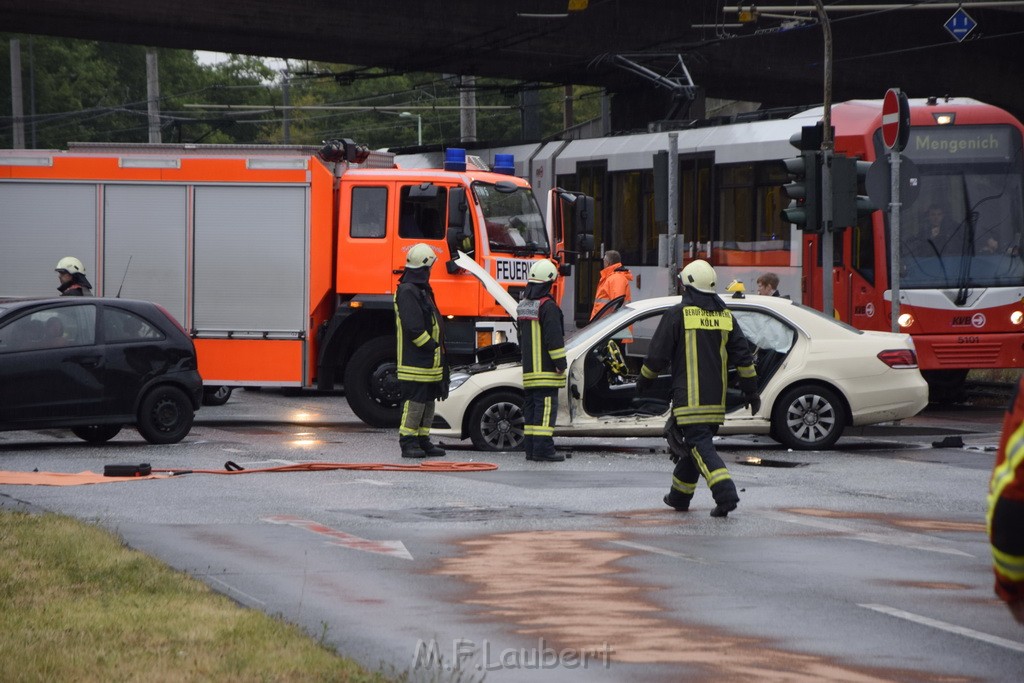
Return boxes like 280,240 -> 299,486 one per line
989,378 -> 1024,604
517,296 -> 567,389
640,291 -> 756,425
394,279 -> 444,383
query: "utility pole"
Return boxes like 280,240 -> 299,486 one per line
460,75 -> 477,143
146,48 -> 161,144
282,71 -> 291,143
9,39 -> 25,149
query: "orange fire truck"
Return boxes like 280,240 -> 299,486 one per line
0,141 -> 592,426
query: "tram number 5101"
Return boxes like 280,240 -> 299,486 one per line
957,336 -> 981,344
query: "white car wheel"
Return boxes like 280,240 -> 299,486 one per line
468,391 -> 525,451
771,384 -> 846,450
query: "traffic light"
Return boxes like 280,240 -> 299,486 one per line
831,154 -> 876,230
781,150 -> 822,232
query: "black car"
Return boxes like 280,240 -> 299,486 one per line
0,298 -> 203,444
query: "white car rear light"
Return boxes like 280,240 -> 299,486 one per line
877,349 -> 918,369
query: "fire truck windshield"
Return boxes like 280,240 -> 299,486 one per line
894,125 -> 1024,291
473,182 -> 550,255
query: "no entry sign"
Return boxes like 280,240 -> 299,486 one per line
882,88 -> 910,152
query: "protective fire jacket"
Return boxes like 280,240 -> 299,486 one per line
517,281 -> 567,389
590,263 -> 633,321
640,288 -> 756,425
394,267 -> 444,383
988,377 -> 1024,605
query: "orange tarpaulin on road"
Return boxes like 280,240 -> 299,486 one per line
0,471 -> 170,486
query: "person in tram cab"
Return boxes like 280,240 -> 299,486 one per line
55,257 -> 93,297
756,272 -> 781,297
988,377 -> 1024,625
394,243 -> 449,459
915,204 -> 963,257
590,250 -> 633,322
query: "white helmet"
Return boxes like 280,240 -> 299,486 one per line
405,243 -> 437,268
679,259 -> 716,293
55,256 -> 85,274
528,259 -> 558,284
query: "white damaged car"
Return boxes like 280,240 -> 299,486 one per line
432,255 -> 929,452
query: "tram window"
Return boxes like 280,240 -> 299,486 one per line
715,162 -> 791,266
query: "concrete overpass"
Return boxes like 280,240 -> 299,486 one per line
4,1 -> 1024,128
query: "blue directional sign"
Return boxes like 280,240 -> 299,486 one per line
944,8 -> 977,42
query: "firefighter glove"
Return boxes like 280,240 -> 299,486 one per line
743,391 -> 761,414
635,374 -> 653,396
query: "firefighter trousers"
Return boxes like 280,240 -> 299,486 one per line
665,422 -> 739,508
398,381 -> 439,438
522,387 -> 559,459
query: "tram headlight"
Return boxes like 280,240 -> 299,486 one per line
897,313 -> 914,328
1011,310 -> 1024,326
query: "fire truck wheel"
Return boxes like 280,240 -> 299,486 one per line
71,424 -> 123,443
136,385 -> 195,444
344,337 -> 402,428
468,391 -> 525,451
202,386 -> 233,406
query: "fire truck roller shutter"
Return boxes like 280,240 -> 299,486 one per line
103,185 -> 188,325
0,183 -> 96,297
192,186 -> 307,335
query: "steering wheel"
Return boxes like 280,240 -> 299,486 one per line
600,339 -> 628,380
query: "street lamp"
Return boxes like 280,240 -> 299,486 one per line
400,111 -> 422,146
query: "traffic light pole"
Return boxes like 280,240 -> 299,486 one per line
890,149 -> 902,333
814,0 -> 835,319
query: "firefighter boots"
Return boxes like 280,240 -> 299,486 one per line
419,438 -> 446,457
663,493 -> 691,512
710,501 -> 738,518
527,450 -> 565,462
400,436 -> 427,458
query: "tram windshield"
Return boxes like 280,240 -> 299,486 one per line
891,125 -> 1024,291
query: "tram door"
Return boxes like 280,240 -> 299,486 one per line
570,162 -> 607,328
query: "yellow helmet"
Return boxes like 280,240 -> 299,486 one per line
528,259 -> 558,283
55,256 -> 85,275
679,259 -> 717,293
405,243 -> 437,268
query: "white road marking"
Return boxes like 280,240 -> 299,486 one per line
859,604 -> 1024,653
342,479 -> 394,487
610,540 -> 708,563
765,511 -> 974,557
263,515 -> 413,560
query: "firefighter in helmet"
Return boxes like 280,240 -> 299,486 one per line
394,243 -> 449,458
988,376 -> 1024,624
55,257 -> 93,297
636,259 -> 759,517
517,259 -> 566,462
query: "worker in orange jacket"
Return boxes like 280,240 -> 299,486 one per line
989,377 -> 1024,625
590,250 -> 632,322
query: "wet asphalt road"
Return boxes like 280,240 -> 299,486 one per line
1,389 -> 1022,682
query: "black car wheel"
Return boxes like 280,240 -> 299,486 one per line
202,385 -> 233,406
136,385 -> 194,444
468,391 -> 525,451
71,424 -> 122,444
344,337 -> 402,428
770,384 -> 846,450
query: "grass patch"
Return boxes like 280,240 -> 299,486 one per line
0,509 -> 391,682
